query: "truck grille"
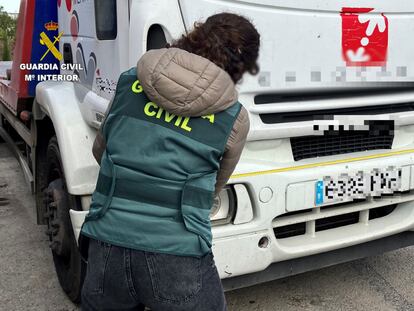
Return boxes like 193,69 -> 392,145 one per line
291,122 -> 394,161
259,102 -> 414,124
255,88 -> 414,107
291,132 -> 394,161
273,203 -> 397,240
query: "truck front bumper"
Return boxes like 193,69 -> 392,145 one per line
212,148 -> 414,281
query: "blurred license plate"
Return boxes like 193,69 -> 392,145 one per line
315,167 -> 402,206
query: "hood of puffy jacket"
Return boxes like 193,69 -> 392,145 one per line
136,48 -> 238,117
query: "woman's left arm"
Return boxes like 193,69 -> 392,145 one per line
214,106 -> 250,196
92,99 -> 114,165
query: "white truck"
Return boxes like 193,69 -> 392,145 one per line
1,0 -> 414,303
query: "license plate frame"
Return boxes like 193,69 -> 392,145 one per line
315,167 -> 402,206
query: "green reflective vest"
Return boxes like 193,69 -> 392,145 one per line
81,67 -> 241,257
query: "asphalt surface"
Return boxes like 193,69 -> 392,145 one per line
1,142 -> 414,311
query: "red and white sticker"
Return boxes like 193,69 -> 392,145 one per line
341,8 -> 389,67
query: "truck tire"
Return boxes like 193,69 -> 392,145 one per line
44,136 -> 85,303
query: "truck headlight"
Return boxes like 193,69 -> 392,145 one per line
210,187 -> 236,225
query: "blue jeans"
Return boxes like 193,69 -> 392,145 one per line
81,239 -> 227,311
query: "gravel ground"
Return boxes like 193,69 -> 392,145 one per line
1,143 -> 413,311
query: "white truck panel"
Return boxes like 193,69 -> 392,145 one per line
128,0 -> 186,65
35,81 -> 100,195
224,0 -> 414,13
179,0 -> 414,94
58,0 -> 130,101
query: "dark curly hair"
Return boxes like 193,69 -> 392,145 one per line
168,13 -> 260,84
